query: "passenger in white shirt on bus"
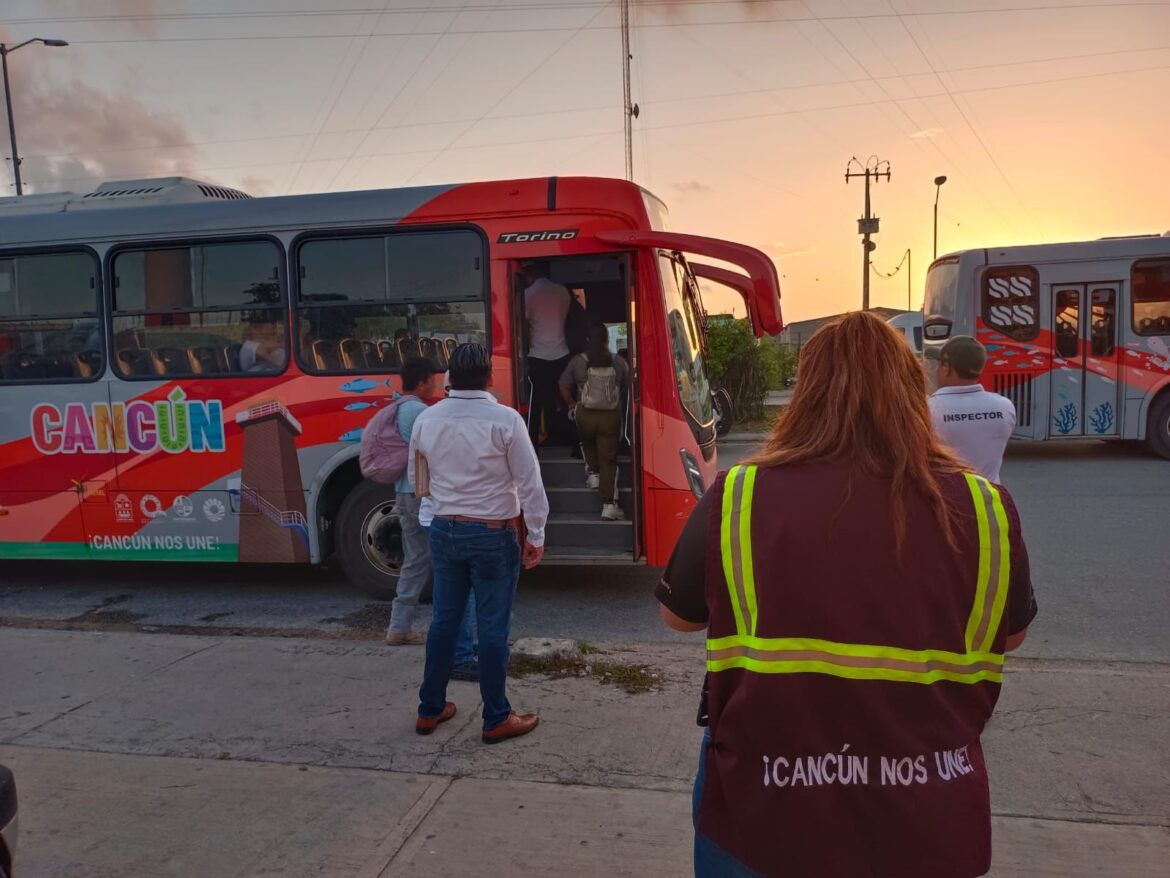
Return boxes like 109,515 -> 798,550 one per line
409,342 -> 549,745
522,260 -> 572,447
928,336 -> 1016,483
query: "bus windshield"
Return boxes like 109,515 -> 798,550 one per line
659,254 -> 713,425
924,257 -> 960,323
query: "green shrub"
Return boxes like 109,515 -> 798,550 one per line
705,320 -> 765,422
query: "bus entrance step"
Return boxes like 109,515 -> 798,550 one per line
545,514 -> 633,551
539,457 -> 633,489
541,548 -> 638,564
546,487 -> 634,515
537,444 -> 632,462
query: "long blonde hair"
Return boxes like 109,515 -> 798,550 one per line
747,311 -> 967,549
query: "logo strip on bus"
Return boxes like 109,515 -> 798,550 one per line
497,229 -> 579,244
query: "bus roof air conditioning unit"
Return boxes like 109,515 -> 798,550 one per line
76,177 -> 253,206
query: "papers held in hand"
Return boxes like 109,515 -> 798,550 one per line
414,451 -> 431,498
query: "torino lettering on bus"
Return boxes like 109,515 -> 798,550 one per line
30,388 -> 226,456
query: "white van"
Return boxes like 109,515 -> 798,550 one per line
887,311 -> 923,356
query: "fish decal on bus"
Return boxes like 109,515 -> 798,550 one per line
341,378 -> 379,393
30,388 -> 226,456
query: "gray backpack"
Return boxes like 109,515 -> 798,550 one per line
579,362 -> 620,411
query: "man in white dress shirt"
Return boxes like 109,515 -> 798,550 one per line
928,335 -> 1016,483
410,343 -> 550,744
522,261 -> 572,447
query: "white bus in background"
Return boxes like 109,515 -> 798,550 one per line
922,234 -> 1170,459
887,311 -> 923,356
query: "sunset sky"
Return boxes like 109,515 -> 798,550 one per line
3,0 -> 1169,322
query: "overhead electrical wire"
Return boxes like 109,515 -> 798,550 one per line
6,0 -> 1170,27
20,53 -> 1169,169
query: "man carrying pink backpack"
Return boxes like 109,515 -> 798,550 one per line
360,357 -> 443,645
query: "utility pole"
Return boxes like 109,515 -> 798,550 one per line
619,0 -> 639,181
845,157 -> 891,311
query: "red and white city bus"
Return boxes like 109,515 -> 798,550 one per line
0,175 -> 782,597
922,234 -> 1170,459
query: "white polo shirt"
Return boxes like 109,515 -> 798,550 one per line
524,277 -> 571,361
928,385 -> 1016,483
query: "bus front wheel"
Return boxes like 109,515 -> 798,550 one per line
1147,395 -> 1170,460
335,480 -> 402,601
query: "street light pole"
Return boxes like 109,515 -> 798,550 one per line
932,175 -> 947,260
1,38 -> 69,196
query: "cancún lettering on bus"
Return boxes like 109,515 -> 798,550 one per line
31,388 -> 226,455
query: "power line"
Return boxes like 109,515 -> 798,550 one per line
284,2 -> 395,194
805,5 -> 1030,240
639,62 -> 1170,132
21,55 -> 1167,171
887,1 -> 1043,238
24,127 -> 625,190
6,0 -> 1169,27
400,1 -> 616,185
40,2 -> 1170,44
318,1 -> 473,193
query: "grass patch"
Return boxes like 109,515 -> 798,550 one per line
509,647 -> 663,695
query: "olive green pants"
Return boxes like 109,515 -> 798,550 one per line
574,406 -> 622,504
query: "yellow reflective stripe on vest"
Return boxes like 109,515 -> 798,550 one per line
720,465 -> 759,638
706,635 -> 1004,685
963,473 -> 1011,654
711,467 -> 1012,686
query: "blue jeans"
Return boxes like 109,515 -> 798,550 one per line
693,731 -> 761,877
419,519 -> 520,730
455,600 -> 475,666
388,493 -> 432,634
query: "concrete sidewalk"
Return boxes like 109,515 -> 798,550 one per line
5,746 -> 1167,877
2,628 -> 1168,875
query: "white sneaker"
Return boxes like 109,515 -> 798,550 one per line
601,503 -> 625,521
586,473 -> 600,490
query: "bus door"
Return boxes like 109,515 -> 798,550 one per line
510,254 -> 639,562
1049,284 -> 1122,437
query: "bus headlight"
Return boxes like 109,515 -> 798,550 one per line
680,449 -> 706,499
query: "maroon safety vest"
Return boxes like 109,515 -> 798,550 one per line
697,462 -> 1012,878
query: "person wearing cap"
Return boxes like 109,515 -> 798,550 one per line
408,342 -> 549,744
928,336 -> 1016,483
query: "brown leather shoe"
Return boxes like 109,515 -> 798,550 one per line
481,711 -> 539,744
415,702 -> 457,735
385,630 -> 425,646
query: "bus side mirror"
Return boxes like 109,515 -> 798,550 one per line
923,319 -> 952,340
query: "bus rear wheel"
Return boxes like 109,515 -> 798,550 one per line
1147,395 -> 1170,460
335,480 -> 402,601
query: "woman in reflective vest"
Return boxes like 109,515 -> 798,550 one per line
657,311 -> 1037,878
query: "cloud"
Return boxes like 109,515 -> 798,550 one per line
673,180 -> 712,195
1,19 -> 198,194
911,127 -> 946,140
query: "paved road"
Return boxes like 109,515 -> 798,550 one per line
2,440 -> 1167,662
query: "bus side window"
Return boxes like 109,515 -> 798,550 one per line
294,230 -> 487,375
110,240 -> 287,379
1132,259 -> 1170,336
0,251 -> 102,384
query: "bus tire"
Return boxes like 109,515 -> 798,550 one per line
1147,394 -> 1170,460
335,480 -> 402,601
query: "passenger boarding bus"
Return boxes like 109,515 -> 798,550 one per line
0,176 -> 782,597
922,235 -> 1170,459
